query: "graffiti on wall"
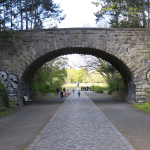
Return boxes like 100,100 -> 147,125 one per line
0,70 -> 20,98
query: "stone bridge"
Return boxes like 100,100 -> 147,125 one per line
0,28 -> 150,105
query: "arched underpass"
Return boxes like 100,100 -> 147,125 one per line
21,48 -> 132,104
0,28 -> 149,105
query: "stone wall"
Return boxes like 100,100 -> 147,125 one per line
0,28 -> 150,105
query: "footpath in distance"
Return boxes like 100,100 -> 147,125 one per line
27,91 -> 135,150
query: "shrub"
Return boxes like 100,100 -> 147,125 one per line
0,80 -> 6,92
95,86 -> 103,93
107,74 -> 124,95
2,91 -> 9,107
91,85 -> 108,93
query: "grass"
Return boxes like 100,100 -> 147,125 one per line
132,103 -> 150,114
62,83 -> 106,91
0,106 -> 14,117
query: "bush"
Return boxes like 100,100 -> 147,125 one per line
107,74 -> 124,95
2,91 -> 9,107
0,80 -> 9,107
91,85 -> 108,93
0,80 -> 6,92
95,86 -> 103,93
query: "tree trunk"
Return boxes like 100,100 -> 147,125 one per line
20,0 -> 23,30
25,0 -> 28,30
34,0 -> 37,29
11,0 -> 13,29
3,2 -> 5,29
31,0 -> 33,29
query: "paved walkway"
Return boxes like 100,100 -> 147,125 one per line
27,92 -> 135,150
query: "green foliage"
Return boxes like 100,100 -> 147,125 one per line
66,68 -> 77,83
0,107 -> 13,117
31,57 -> 67,93
0,80 -> 9,107
107,74 -> 124,95
132,103 -> 150,114
0,0 -> 65,30
0,80 -> 6,92
146,88 -> 150,103
91,85 -> 107,93
75,69 -> 83,82
66,68 -> 105,83
93,0 -> 148,28
2,91 -> 9,107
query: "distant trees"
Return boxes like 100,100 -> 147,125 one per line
73,54 -> 124,94
92,0 -> 150,28
65,68 -> 104,83
0,0 -> 65,31
31,57 -> 67,93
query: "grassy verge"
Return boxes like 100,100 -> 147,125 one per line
0,106 -> 14,117
131,103 -> 150,114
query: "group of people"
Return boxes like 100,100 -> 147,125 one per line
56,87 -> 69,99
81,86 -> 91,91
56,87 -> 81,99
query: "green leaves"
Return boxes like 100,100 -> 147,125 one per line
92,0 -> 147,28
31,57 -> 67,93
0,80 -> 6,92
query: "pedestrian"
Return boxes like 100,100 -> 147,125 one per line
60,91 -> 63,99
78,91 -> 80,97
56,87 -> 59,95
63,87 -> 66,92
73,89 -> 75,94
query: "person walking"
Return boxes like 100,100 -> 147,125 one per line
60,91 -> 63,99
56,87 -> 59,95
78,91 -> 80,97
73,89 -> 75,94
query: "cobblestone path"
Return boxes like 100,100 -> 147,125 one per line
27,92 -> 135,150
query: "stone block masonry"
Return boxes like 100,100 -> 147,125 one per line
0,28 -> 150,104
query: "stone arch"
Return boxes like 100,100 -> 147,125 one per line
0,28 -> 150,105
20,47 -> 132,104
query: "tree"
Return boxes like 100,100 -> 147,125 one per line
31,57 -> 68,93
92,0 -> 148,28
0,0 -> 65,30
75,69 -> 83,82
74,54 -> 124,94
66,68 -> 77,83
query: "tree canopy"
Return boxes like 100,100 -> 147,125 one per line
0,0 -> 65,31
31,57 -> 67,93
92,0 -> 149,28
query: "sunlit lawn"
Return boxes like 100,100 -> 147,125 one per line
62,83 -> 106,91
132,103 -> 150,114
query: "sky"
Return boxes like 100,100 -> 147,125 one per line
44,0 -> 100,28
44,0 -> 103,69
